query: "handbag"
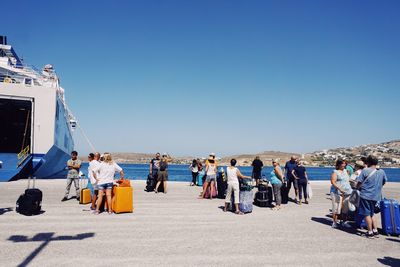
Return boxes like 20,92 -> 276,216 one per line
307,183 -> 313,199
116,178 -> 131,187
349,169 -> 377,208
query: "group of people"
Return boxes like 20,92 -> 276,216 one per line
62,151 -> 125,215
330,155 -> 387,238
149,152 -> 173,193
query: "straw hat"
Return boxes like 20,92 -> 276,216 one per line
355,160 -> 365,168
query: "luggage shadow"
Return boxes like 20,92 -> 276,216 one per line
8,232 -> 95,267
377,256 -> 400,267
386,238 -> 400,243
0,207 -> 13,215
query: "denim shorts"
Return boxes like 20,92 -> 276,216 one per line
206,174 -> 216,183
98,182 -> 113,190
358,197 -> 377,217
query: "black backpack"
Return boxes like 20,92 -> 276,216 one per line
159,161 -> 168,171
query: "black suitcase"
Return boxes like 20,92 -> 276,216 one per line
217,171 -> 227,199
280,182 -> 289,204
254,187 -> 273,207
16,176 -> 43,216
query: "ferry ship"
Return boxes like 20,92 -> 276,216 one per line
0,36 -> 75,181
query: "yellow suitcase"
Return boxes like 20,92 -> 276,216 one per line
80,188 -> 91,204
112,186 -> 133,213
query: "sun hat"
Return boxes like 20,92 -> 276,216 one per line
209,152 -> 216,156
355,160 -> 365,167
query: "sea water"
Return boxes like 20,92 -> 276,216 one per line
80,163 -> 400,182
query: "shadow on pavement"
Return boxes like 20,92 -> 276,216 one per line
386,238 -> 400,243
377,256 -> 400,266
311,217 -> 363,235
0,207 -> 13,215
8,232 -> 95,267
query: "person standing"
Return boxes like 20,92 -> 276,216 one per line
344,159 -> 354,177
330,160 -> 353,228
292,161 -> 309,204
270,159 -> 285,210
150,152 -> 161,181
189,159 -> 199,186
93,153 -> 124,215
62,151 -> 81,202
200,156 -> 217,199
155,153 -> 172,194
88,152 -> 101,210
284,156 -> 298,202
223,159 -> 251,214
356,155 -> 387,238
251,156 -> 264,186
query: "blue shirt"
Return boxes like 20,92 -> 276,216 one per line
270,166 -> 283,185
294,166 -> 307,182
284,160 -> 297,179
356,167 -> 387,201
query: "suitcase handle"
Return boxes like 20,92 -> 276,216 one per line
27,176 -> 36,189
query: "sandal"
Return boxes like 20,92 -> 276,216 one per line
235,211 -> 244,215
93,211 -> 100,215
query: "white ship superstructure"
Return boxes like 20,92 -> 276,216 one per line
0,36 -> 75,181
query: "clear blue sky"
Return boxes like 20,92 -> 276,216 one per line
4,0 -> 400,156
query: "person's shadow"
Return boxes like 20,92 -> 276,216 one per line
377,257 -> 400,266
311,216 -> 363,235
8,232 -> 95,267
0,207 -> 13,215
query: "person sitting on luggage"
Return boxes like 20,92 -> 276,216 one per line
251,156 -> 264,186
88,152 -> 101,210
330,159 -> 353,228
356,155 -> 387,238
223,159 -> 251,214
270,159 -> 285,211
155,153 -> 172,194
189,159 -> 199,186
92,153 -> 124,215
62,151 -> 81,202
199,156 -> 218,199
292,161 -> 309,205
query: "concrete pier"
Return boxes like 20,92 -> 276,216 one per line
0,180 -> 399,266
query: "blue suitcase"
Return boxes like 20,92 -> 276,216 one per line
380,199 -> 400,236
355,213 -> 367,229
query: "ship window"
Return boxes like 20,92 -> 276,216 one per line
24,78 -> 32,86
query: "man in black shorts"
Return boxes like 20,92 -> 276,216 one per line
251,156 -> 263,186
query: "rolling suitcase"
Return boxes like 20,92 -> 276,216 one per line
112,186 -> 134,213
79,177 -> 92,204
239,190 -> 253,213
16,176 -> 43,216
217,170 -> 227,199
281,182 -> 289,204
145,173 -> 157,192
204,183 -> 217,198
254,187 -> 273,207
380,199 -> 400,236
197,171 -> 205,186
356,213 -> 367,229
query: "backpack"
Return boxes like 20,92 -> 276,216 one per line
159,161 -> 168,171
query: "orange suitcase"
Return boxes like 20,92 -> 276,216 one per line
79,178 -> 91,204
112,186 -> 133,213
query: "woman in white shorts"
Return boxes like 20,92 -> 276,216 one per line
330,159 -> 352,228
223,159 -> 251,214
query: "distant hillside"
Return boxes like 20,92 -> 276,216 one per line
79,140 -> 400,167
219,151 -> 301,166
306,140 -> 400,167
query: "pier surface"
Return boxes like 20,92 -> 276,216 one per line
0,180 -> 399,267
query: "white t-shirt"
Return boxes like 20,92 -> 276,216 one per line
93,162 -> 122,185
88,160 -> 100,185
227,167 -> 239,184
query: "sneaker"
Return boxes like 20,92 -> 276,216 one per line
305,200 -> 309,204
331,222 -> 338,228
365,232 -> 375,239
373,231 -> 379,238
61,197 -> 68,202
